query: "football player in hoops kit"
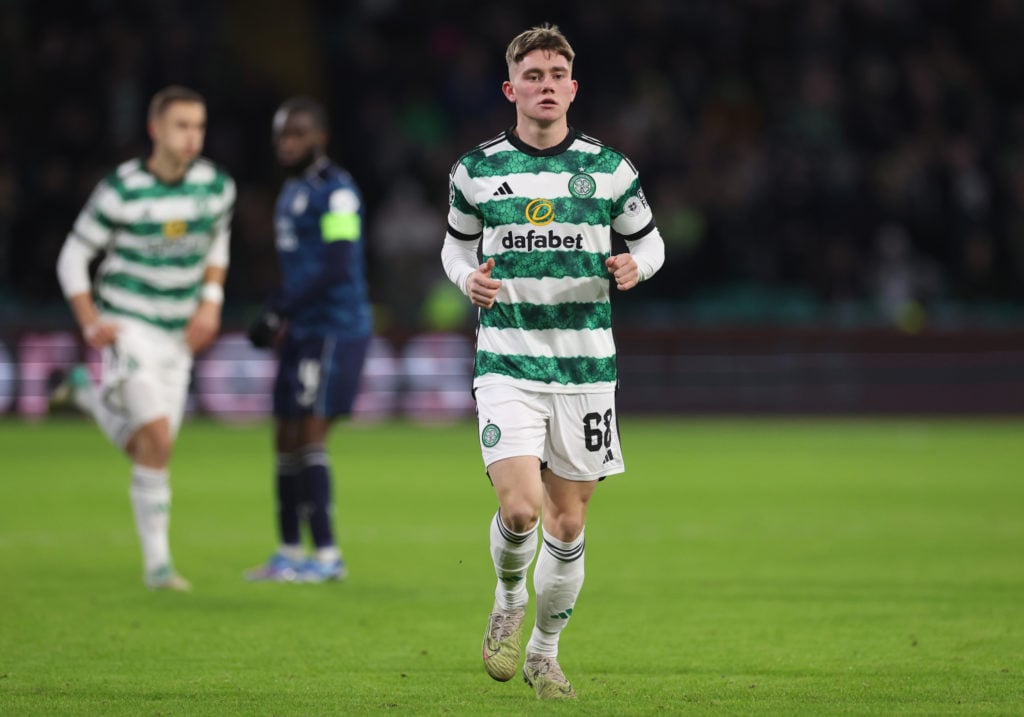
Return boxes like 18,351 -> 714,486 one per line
54,86 -> 236,591
244,97 -> 372,584
441,25 -> 665,699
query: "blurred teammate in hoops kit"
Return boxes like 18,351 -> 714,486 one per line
441,25 -> 665,698
53,85 -> 236,591
245,97 -> 371,583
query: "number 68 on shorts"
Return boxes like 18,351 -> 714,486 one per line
474,384 -> 624,481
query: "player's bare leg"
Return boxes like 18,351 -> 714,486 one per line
521,469 -> 593,699
127,418 -> 189,591
482,456 -> 542,680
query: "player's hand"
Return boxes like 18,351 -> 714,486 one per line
247,309 -> 283,349
81,320 -> 119,349
186,301 -> 221,353
606,253 -> 640,291
467,257 -> 501,309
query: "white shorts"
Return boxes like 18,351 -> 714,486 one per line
475,384 -> 624,482
97,317 -> 192,449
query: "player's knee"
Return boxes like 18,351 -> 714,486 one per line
127,421 -> 174,466
501,504 -> 540,533
151,435 -> 173,464
546,514 -> 585,543
134,440 -> 173,467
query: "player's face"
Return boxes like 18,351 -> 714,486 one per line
273,110 -> 325,169
502,49 -> 577,126
150,101 -> 206,166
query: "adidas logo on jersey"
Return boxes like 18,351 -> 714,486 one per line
602,449 -> 615,464
492,181 -> 514,196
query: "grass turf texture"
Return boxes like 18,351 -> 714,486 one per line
1,417 -> 1021,715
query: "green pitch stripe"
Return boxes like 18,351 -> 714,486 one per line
481,301 -> 611,331
464,148 -> 622,178
101,273 -> 200,300
486,250 -> 608,280
481,195 -> 610,227
475,350 -> 616,385
114,246 -> 206,268
96,302 -> 189,331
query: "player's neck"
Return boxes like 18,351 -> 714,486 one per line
513,119 -> 570,151
147,153 -> 190,185
287,152 -> 328,178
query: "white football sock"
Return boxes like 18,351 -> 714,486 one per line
280,544 -> 305,561
527,527 -> 585,657
490,510 -> 538,611
130,465 -> 172,574
315,545 -> 341,563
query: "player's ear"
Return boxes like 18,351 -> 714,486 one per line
501,80 -> 516,104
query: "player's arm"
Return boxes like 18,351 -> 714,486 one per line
442,235 -> 500,309
282,186 -> 361,313
185,264 -> 226,353
271,240 -> 352,315
606,223 -> 665,291
441,165 -> 499,307
56,182 -> 119,348
249,186 -> 358,348
62,289 -> 118,348
187,178 -> 233,353
624,227 -> 665,281
606,165 -> 665,291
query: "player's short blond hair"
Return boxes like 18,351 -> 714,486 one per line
148,85 -> 205,120
505,23 -> 575,73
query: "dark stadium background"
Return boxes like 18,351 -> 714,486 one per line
1,0 -> 1022,415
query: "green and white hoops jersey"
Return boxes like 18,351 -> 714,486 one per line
446,129 -> 657,393
68,157 -> 235,331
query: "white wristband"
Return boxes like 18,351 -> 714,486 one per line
200,282 -> 224,305
83,322 -> 101,341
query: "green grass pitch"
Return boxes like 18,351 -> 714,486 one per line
1,416 -> 1022,715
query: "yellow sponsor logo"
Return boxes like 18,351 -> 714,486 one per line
163,220 -> 188,239
524,198 -> 555,226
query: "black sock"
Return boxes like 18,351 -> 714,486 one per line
276,452 -> 302,546
300,446 -> 334,549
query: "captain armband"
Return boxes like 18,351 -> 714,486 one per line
321,211 -> 360,241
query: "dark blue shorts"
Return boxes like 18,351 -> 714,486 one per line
273,332 -> 370,419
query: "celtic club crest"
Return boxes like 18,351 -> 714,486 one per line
568,172 -> 595,198
481,423 -> 501,448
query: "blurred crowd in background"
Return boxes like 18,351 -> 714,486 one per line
3,0 -> 1024,333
